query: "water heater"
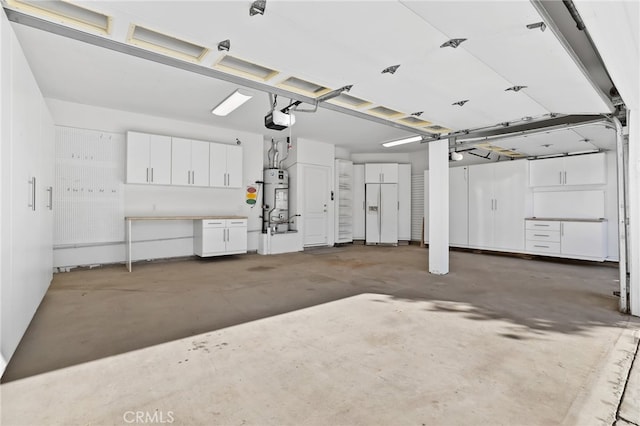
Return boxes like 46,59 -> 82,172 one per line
263,168 -> 289,233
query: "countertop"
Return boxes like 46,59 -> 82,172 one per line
525,217 -> 606,223
125,215 -> 248,221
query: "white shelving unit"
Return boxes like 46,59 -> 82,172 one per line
335,159 -> 354,243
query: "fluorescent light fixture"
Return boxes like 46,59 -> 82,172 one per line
382,135 -> 423,147
211,89 -> 253,116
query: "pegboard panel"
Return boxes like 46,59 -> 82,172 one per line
54,126 -> 125,245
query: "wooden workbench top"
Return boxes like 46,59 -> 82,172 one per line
125,215 -> 248,221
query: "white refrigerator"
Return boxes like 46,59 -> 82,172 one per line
365,183 -> 398,245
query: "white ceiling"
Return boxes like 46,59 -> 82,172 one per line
5,0 -> 615,155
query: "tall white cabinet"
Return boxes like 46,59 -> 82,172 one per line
468,161 -> 528,251
1,12 -> 55,374
352,164 -> 366,240
449,166 -> 469,247
335,159 -> 354,243
398,164 -> 411,242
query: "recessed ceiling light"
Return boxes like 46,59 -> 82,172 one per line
211,89 -> 253,116
7,0 -> 111,34
382,135 -> 423,147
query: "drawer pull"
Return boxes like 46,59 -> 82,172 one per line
533,234 -> 549,237
534,245 -> 549,248
533,224 -> 550,227
230,221 -> 245,224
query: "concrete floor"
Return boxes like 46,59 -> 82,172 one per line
1,245 -> 639,425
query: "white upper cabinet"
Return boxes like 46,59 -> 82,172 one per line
171,138 -> 209,186
126,131 -> 171,185
365,163 -> 398,183
210,143 -> 242,188
529,152 -> 605,187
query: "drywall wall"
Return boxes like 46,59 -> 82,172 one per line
1,11 -> 54,375
47,99 -> 263,268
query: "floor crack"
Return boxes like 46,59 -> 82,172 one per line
613,331 -> 640,426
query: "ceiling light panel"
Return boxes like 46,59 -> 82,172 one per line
7,0 -> 111,34
277,76 -> 331,98
128,25 -> 208,62
213,55 -> 279,82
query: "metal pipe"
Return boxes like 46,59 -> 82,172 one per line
613,115 -> 629,313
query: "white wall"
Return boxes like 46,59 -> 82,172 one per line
1,11 -> 55,375
47,99 -> 263,267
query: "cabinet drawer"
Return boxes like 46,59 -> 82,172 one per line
525,229 -> 560,243
526,241 -> 561,254
227,219 -> 248,227
525,220 -> 560,231
202,220 -> 226,228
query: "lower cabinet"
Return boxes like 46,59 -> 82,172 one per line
525,219 -> 606,261
194,218 -> 247,257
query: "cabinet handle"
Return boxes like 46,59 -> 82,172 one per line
533,224 -> 550,227
28,177 -> 36,210
47,186 -> 53,210
494,199 -> 498,210
146,167 -> 149,183
534,245 -> 549,248
559,171 -> 562,184
563,171 -> 567,185
533,234 -> 549,237
193,170 -> 195,184
151,168 -> 154,182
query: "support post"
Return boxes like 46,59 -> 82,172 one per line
428,138 -> 449,274
628,109 -> 639,316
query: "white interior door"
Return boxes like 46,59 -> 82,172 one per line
303,165 -> 329,247
380,184 -> 398,244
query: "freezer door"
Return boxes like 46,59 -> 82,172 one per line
380,184 -> 398,244
365,184 -> 380,244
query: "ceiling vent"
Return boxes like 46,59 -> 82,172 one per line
7,0 -> 111,34
277,76 -> 331,97
367,106 -> 403,119
327,93 -> 372,109
398,116 -> 432,127
213,55 -> 279,82
128,25 -> 209,62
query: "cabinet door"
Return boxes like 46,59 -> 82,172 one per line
171,137 -> 191,186
202,227 -> 226,255
380,184 -> 398,244
352,165 -> 366,239
561,221 -> 605,259
529,157 -> 564,187
148,134 -> 172,185
468,163 -> 495,247
423,170 -> 429,243
191,141 -> 210,186
398,164 -> 411,240
380,163 -> 398,183
226,225 -> 248,253
564,152 -> 606,185
366,184 -> 380,244
226,145 -> 243,188
126,131 -> 150,184
492,161 -> 527,251
209,143 -> 226,187
449,167 -> 468,246
364,164 -> 382,183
